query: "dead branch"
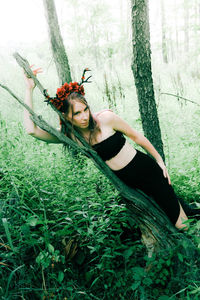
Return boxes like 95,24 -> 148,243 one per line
160,92 -> 200,106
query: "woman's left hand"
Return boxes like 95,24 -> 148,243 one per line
157,160 -> 171,185
24,65 -> 42,90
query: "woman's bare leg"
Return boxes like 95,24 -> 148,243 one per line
175,203 -> 188,230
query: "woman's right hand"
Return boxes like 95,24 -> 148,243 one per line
24,65 -> 42,90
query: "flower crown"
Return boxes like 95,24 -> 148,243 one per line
44,68 -> 92,111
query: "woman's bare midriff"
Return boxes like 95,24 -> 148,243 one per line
105,140 -> 137,171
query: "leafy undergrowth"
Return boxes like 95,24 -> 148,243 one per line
0,121 -> 200,300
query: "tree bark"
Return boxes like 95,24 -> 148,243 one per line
130,0 -> 165,161
43,0 -> 72,84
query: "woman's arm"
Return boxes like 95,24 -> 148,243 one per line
24,67 -> 62,144
101,110 -> 171,184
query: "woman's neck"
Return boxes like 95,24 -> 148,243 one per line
77,127 -> 91,142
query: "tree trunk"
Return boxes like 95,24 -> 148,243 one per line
184,0 -> 189,53
91,23 -> 100,68
130,0 -> 165,161
199,0 -> 200,26
195,0 -> 199,50
43,0 -> 72,84
161,0 -> 168,63
169,28 -> 175,62
174,0 -> 179,55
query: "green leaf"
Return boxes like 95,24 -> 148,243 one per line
189,286 -> 200,295
21,224 -> 30,235
142,277 -> 153,286
97,236 -> 105,243
131,281 -> 140,291
27,216 -> 38,227
158,296 -> 171,300
36,252 -> 44,264
166,259 -> 171,266
177,252 -> 183,262
163,269 -> 169,276
58,271 -> 64,283
2,218 -> 14,252
87,227 -> 93,235
48,243 -> 54,253
87,245 -> 96,254
123,248 -> 134,260
91,277 -> 99,287
132,267 -> 145,280
5,265 -> 25,297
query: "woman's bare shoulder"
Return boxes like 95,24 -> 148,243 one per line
93,109 -> 115,122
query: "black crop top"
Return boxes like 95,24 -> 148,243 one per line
92,131 -> 126,161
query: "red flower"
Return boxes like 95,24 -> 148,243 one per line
57,88 -> 66,100
63,82 -> 69,90
78,85 -> 85,95
51,75 -> 88,111
70,82 -> 79,89
56,81 -> 85,100
50,98 -> 64,111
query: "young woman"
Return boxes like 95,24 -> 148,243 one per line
23,67 -> 199,230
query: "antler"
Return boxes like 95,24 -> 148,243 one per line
79,68 -> 92,85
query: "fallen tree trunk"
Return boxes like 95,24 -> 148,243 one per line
1,53 -> 198,261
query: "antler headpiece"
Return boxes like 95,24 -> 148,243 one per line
44,68 -> 92,111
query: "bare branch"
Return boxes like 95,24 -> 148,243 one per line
160,92 -> 200,107
79,68 -> 92,85
13,52 -> 45,94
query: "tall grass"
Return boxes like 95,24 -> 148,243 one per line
0,52 -> 200,299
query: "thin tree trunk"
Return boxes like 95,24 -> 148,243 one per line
43,0 -> 72,84
161,0 -> 168,63
169,28 -> 175,62
91,23 -> 100,68
195,0 -> 199,49
199,0 -> 200,25
184,0 -> 189,53
130,0 -> 165,161
174,0 -> 179,55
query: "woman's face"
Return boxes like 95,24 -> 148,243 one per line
65,101 -> 90,129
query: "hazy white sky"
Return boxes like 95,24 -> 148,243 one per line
0,0 -> 161,50
0,0 -> 47,47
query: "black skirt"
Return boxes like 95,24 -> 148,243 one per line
113,150 -> 180,224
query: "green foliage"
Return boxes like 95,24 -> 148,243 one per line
0,118 -> 200,299
1,31 -> 200,298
